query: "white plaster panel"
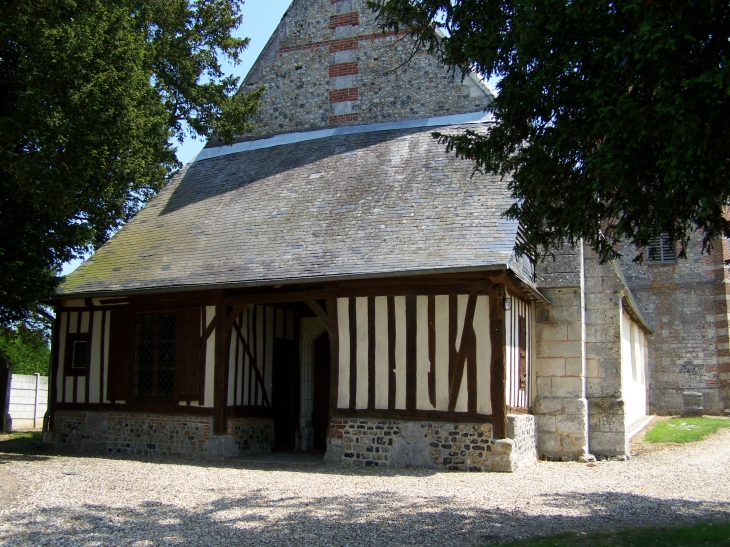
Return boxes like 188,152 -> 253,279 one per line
434,295 -> 450,411
265,306 -> 275,402
103,311 -> 111,403
64,376 -> 73,402
204,306 -> 216,407
88,311 -> 103,403
227,334 -> 236,406
416,296 -> 431,410
240,309 -> 249,405
355,297 -> 369,409
57,312 -> 68,403
394,296 -> 407,409
77,376 -> 86,403
337,298 -> 350,408
474,295 -> 492,415
276,309 -> 284,339
68,312 -> 78,334
374,296 -> 389,409
80,311 -> 90,334
504,293 -> 513,407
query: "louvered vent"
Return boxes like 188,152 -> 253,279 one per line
647,233 -> 676,264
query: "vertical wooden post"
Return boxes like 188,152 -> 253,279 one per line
213,304 -> 228,435
326,290 -> 340,420
48,313 -> 61,433
489,284 -> 508,439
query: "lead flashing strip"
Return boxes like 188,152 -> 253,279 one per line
194,111 -> 495,162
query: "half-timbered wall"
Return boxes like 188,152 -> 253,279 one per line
56,310 -> 107,404
505,292 -> 533,410
55,306 -> 213,408
336,295 -> 493,414
227,305 -> 296,408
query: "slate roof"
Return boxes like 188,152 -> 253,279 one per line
58,123 -> 525,297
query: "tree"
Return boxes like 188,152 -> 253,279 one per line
0,0 -> 262,323
0,323 -> 51,376
370,0 -> 730,262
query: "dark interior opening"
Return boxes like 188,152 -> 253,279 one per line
272,323 -> 300,451
312,332 -> 331,451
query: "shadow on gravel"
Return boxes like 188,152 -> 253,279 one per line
2,489 -> 729,547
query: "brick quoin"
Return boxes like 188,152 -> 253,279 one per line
329,62 -> 358,77
329,87 -> 359,103
329,113 -> 359,124
329,13 -> 359,28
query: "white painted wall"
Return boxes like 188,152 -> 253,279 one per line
8,374 -> 48,429
620,310 -> 648,428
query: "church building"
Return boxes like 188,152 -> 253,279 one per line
46,0 -> 729,471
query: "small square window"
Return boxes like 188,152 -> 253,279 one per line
647,233 -> 676,264
64,333 -> 90,376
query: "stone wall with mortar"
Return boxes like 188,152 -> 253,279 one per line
583,251 -> 631,456
52,411 -> 274,458
618,238 -> 730,415
215,0 -> 493,144
226,417 -> 274,456
324,415 -> 536,472
532,284 -> 590,460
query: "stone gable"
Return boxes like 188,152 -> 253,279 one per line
212,0 -> 494,144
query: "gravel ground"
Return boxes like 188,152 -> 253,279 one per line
0,425 -> 729,547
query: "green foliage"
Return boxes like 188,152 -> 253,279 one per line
370,0 -> 730,263
644,417 -> 730,443
0,324 -> 51,375
495,521 -> 730,546
0,0 -> 263,324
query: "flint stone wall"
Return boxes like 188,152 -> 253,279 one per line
52,411 -> 275,458
325,414 -> 536,472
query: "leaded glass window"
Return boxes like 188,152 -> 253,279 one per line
134,312 -> 175,397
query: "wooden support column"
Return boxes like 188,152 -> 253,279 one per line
489,284 -> 508,439
213,304 -> 229,435
48,313 -> 61,432
326,290 -> 340,420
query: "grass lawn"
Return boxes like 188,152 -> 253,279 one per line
6,431 -> 42,441
497,521 -> 730,546
644,418 -> 730,443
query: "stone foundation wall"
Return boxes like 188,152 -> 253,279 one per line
53,411 -> 214,457
325,414 -> 536,472
534,397 -> 589,460
53,411 -> 279,459
588,398 -> 628,456
226,418 -> 274,456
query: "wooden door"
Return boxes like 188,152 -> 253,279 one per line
312,333 -> 331,450
272,339 -> 299,450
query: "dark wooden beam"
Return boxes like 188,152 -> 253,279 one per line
447,295 -> 478,411
213,304 -> 228,435
489,285 -> 508,439
334,407 -> 493,424
326,291 -> 340,420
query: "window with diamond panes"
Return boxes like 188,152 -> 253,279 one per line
71,340 -> 88,371
135,312 -> 176,397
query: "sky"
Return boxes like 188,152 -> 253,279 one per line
61,0 -> 293,275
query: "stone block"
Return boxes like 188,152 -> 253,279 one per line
536,323 -> 568,341
536,376 -> 552,397
537,432 -> 561,454
587,377 -> 622,398
565,357 -> 584,377
589,431 -> 627,456
533,397 -> 564,415
556,413 -> 586,434
534,357 -> 566,377
567,321 -> 583,342
552,376 -> 583,398
538,340 -> 583,359
535,415 -> 556,433
564,397 -> 588,415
